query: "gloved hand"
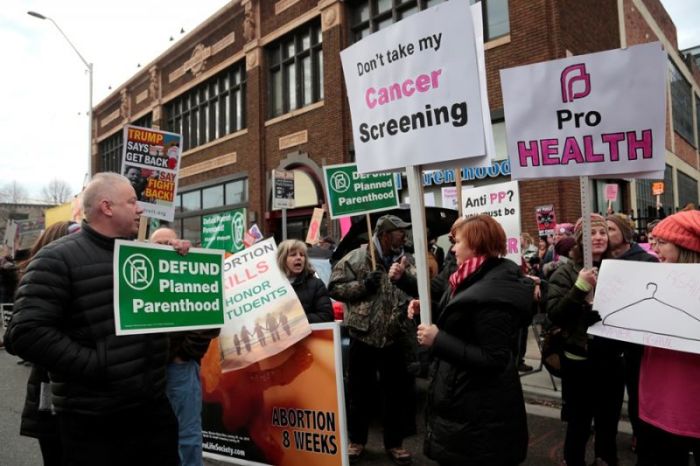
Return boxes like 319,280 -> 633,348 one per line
584,310 -> 602,327
363,271 -> 383,294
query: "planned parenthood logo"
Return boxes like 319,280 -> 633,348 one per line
232,210 -> 246,251
122,253 -> 155,291
330,171 -> 351,193
560,63 -> 591,103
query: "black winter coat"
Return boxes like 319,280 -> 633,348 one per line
5,223 -> 170,415
19,365 -> 57,439
425,258 -> 532,466
291,272 -> 334,323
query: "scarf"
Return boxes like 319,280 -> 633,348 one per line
449,255 -> 487,296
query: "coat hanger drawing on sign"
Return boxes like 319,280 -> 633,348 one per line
599,282 -> 700,342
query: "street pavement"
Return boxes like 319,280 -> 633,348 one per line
1,327 -> 638,466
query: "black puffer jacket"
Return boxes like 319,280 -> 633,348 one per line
19,365 -> 57,439
290,272 -> 334,323
5,223 -> 170,415
425,258 -> 532,466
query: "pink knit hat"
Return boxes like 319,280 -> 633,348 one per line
651,211 -> 700,253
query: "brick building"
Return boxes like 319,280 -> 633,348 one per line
91,0 -> 700,244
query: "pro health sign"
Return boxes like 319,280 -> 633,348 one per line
114,241 -> 225,335
323,163 -> 399,219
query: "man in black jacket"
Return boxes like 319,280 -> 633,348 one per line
5,173 -> 180,466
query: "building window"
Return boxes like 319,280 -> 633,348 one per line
99,132 -> 123,174
97,114 -> 152,173
677,170 -> 698,209
165,61 -> 246,152
669,61 -> 695,146
268,20 -> 323,118
348,0 -> 508,43
635,165 -> 674,225
173,176 -> 248,244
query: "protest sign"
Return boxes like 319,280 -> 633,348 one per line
589,260 -> 700,355
114,241 -> 224,335
535,205 -> 557,237
202,323 -> 348,466
2,220 -> 18,258
604,184 -> 618,201
306,208 -> 325,245
501,42 -> 666,180
121,125 -> 182,221
219,238 -> 311,371
272,169 -> 295,210
202,208 -> 247,254
340,0 -> 485,173
244,224 -> 264,248
323,163 -> 399,218
461,181 -> 521,264
651,182 -> 664,196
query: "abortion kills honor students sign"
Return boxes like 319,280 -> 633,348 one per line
340,0 -> 485,173
501,42 -> 666,180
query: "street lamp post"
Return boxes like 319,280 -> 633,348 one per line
28,11 -> 93,177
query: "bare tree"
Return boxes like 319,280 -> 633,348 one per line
0,181 -> 29,203
42,179 -> 73,204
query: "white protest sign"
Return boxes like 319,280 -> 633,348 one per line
341,0 -> 485,173
501,42 -> 666,180
590,260 -> 700,355
219,238 -> 311,371
461,180 -> 521,264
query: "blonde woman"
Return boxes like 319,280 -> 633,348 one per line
277,240 -> 333,323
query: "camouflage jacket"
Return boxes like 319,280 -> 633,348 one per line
328,246 -> 417,348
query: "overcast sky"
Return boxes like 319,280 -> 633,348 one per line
0,0 -> 698,201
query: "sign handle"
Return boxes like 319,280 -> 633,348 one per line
579,176 -> 593,270
455,167 -> 463,215
406,165 -> 432,326
365,214 -> 376,270
137,216 -> 148,242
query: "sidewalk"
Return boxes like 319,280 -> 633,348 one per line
518,326 -> 633,435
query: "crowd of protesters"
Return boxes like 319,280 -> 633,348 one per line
1,172 -> 698,466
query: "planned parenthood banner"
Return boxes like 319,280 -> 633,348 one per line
341,0 -> 485,173
501,42 -> 666,180
114,241 -> 224,335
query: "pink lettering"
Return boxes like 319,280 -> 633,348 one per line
507,237 -> 519,254
627,129 -> 653,160
601,132 -> 625,161
561,136 -> 584,165
541,139 -> 559,165
517,140 -> 540,167
584,135 -> 604,162
364,69 -> 442,109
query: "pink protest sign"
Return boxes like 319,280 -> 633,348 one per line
605,184 -> 618,201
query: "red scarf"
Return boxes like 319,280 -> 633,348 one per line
449,256 -> 487,296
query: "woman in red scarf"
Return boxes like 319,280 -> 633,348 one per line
408,215 -> 533,466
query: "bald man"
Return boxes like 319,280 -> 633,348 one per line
5,173 -> 179,466
151,227 -> 219,466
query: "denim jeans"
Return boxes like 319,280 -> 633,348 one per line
167,360 -> 203,466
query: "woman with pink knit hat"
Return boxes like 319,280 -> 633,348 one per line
636,210 -> 700,465
546,213 -> 625,466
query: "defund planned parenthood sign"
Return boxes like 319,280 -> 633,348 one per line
114,241 -> 224,335
340,0 -> 485,173
323,163 -> 399,218
501,42 -> 666,180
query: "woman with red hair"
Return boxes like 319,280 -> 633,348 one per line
408,214 -> 532,465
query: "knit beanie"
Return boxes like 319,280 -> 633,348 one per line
651,211 -> 700,253
574,213 -> 607,244
606,214 -> 634,244
554,236 -> 577,257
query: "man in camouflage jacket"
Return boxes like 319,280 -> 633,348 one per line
328,215 -> 417,464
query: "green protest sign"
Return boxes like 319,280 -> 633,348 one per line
323,163 -> 399,219
114,240 -> 224,335
201,208 -> 246,253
